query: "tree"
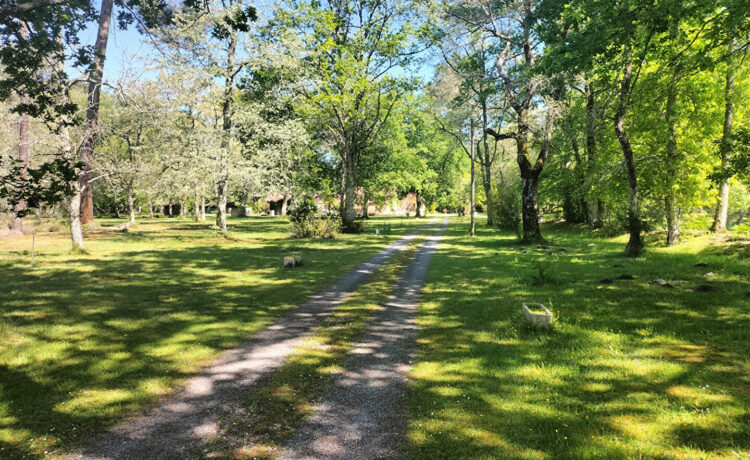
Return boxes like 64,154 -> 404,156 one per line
436,0 -> 559,244
538,0 -> 749,254
278,0 -> 419,232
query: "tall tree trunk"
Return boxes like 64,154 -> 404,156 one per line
470,119 -> 476,236
415,190 -> 422,217
613,58 -> 643,256
361,192 -> 370,219
127,181 -> 135,224
11,25 -> 31,235
194,185 -> 201,222
215,31 -> 237,234
341,150 -> 357,231
167,202 -> 172,217
516,109 -> 544,244
665,70 -> 680,245
148,196 -> 154,219
11,97 -> 30,235
584,82 -> 603,229
480,100 -> 494,226
79,0 -> 114,226
281,194 -> 290,216
201,196 -> 206,221
711,41 -> 736,233
61,124 -> 83,250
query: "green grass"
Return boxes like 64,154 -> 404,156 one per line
408,217 -> 750,459
0,214 -> 427,459
211,232 -> 430,459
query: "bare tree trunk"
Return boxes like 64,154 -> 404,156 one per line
215,31 -> 237,234
11,97 -> 30,235
11,26 -> 31,235
127,181 -> 135,224
79,0 -> 114,226
201,196 -> 206,221
167,202 -> 172,217
665,71 -> 680,245
584,82 -> 603,229
415,190 -> 422,218
194,185 -> 201,222
613,58 -> 643,256
516,110 -> 545,244
180,197 -> 187,218
341,151 -> 357,231
470,119 -> 476,236
480,100 -> 494,226
711,41 -> 736,233
281,194 -> 290,216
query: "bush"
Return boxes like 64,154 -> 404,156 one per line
491,180 -> 522,237
289,200 -> 341,238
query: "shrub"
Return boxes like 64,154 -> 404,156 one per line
491,180 -> 522,237
289,200 -> 341,238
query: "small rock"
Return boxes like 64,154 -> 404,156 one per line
600,278 -> 614,284
588,243 -> 596,247
617,274 -> 635,280
689,285 -> 713,292
648,279 -> 674,288
694,263 -> 709,268
704,272 -> 715,277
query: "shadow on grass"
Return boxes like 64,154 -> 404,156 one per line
408,218 -> 750,459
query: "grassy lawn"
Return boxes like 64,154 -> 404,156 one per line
0,214 -> 425,459
408,217 -> 750,459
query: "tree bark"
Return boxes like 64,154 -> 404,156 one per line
415,190 -> 422,217
148,196 -> 154,219
470,119 -> 476,236
480,100 -> 494,226
79,0 -> 114,226
665,70 -> 680,245
127,181 -> 135,224
584,82 -> 603,229
516,109 -> 545,244
281,194 -> 290,216
215,30 -> 237,234
11,98 -> 30,235
711,41 -> 736,233
201,196 -> 206,221
341,150 -> 357,231
613,58 -> 643,256
194,185 -> 201,222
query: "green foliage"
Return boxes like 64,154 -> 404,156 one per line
490,178 -> 522,237
289,201 -> 342,238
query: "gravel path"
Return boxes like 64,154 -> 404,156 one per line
281,216 -> 449,460
66,220 -> 437,460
